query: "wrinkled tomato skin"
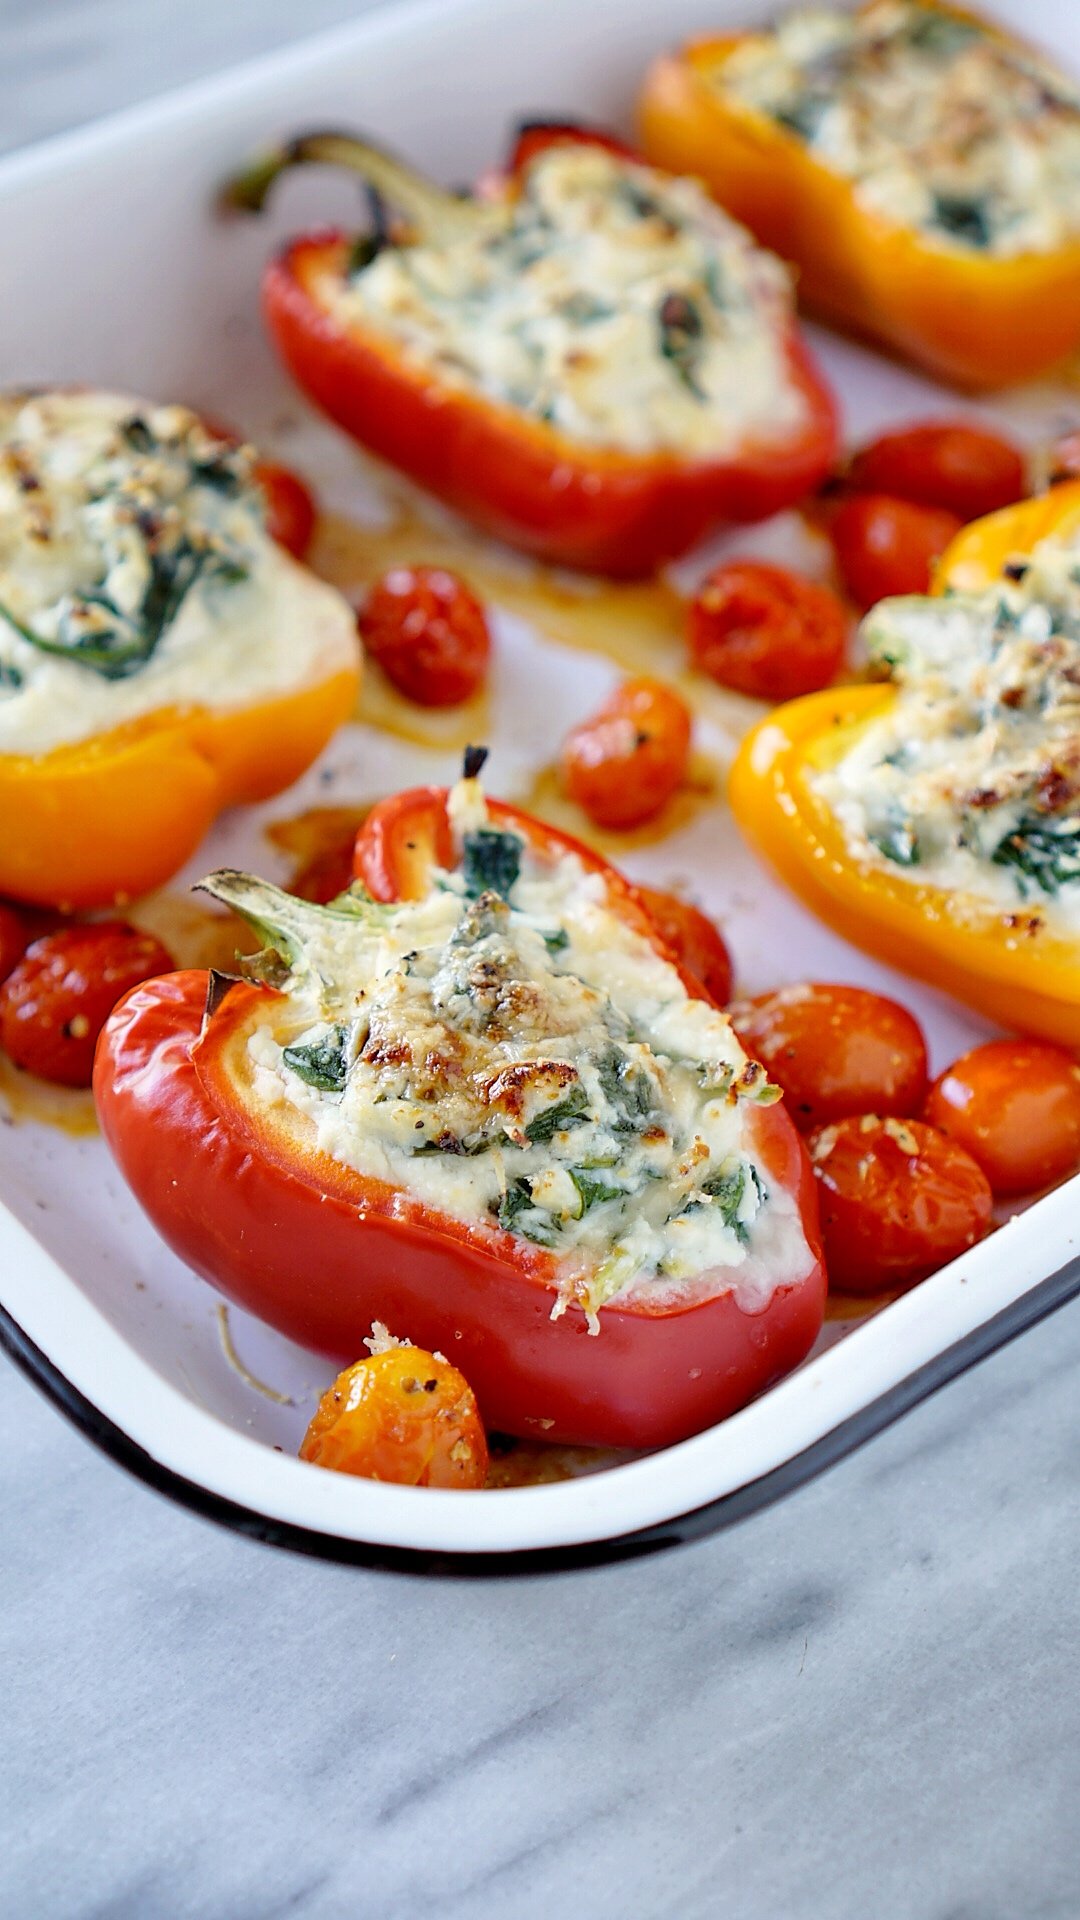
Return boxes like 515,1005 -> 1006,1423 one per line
808,1114 -> 992,1295
2,922 -> 174,1087
255,460 -> 317,559
360,567 -> 491,707
831,493 -> 963,610
560,677 -> 692,829
636,887 -> 733,1006
688,561 -> 847,701
728,983 -> 928,1131
925,1040 -> 1080,1198
301,1346 -> 489,1487
847,422 -> 1025,522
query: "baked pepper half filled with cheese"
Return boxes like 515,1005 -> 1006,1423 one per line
0,391 -> 360,909
95,763 -> 826,1449
730,483 -> 1080,1044
639,0 -> 1080,388
222,129 -> 837,577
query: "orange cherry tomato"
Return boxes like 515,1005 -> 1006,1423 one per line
727,983 -> 928,1132
300,1343 -> 489,1488
688,560 -> 847,701
560,677 -> 692,829
254,460 -> 317,559
847,422 -> 1025,523
830,494 -> 963,610
360,566 -> 492,708
636,886 -> 733,1005
0,922 -> 174,1087
925,1040 -> 1080,1198
808,1114 -> 993,1295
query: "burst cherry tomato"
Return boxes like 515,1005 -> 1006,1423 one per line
255,460 -> 317,559
636,886 -> 733,1005
0,922 -> 174,1087
924,1040 -> 1080,1198
847,422 -> 1025,523
560,677 -> 691,829
830,494 -> 963,610
727,983 -> 928,1132
360,566 -> 491,708
808,1114 -> 993,1294
300,1344 -> 488,1488
688,560 -> 847,701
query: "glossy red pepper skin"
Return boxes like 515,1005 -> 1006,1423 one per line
261,231 -> 838,580
95,794 -> 825,1450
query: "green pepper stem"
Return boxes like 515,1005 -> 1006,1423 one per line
219,128 -> 489,244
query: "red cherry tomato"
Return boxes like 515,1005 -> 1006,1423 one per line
0,922 -> 174,1087
808,1114 -> 993,1294
728,983 -> 928,1131
688,560 -> 847,700
636,886 -> 733,1005
254,460 -> 317,559
925,1040 -> 1080,1198
300,1344 -> 488,1488
0,903 -> 41,987
360,567 -> 492,708
830,494 -> 963,610
508,121 -> 637,174
848,421 -> 1026,522
560,677 -> 692,829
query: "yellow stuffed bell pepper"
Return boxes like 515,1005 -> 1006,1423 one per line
638,0 -> 1080,390
0,391 -> 359,909
730,482 -> 1080,1045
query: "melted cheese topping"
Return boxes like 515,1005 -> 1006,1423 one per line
214,787 -> 811,1323
815,535 -> 1080,928
719,1 -> 1080,257
0,390 -> 358,756
326,144 -> 808,456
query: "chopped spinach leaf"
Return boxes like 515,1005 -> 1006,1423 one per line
413,1129 -> 494,1157
542,927 -> 570,954
525,1084 -> 590,1144
931,192 -> 991,249
282,1026 -> 350,1092
497,1177 -> 558,1246
870,820 -> 920,867
0,659 -> 22,689
121,414 -> 155,454
658,291 -> 705,399
570,1168 -> 622,1217
991,816 -> 1080,897
462,828 -> 523,900
598,1046 -> 655,1133
907,9 -> 978,55
701,1161 -> 763,1244
773,94 -> 828,142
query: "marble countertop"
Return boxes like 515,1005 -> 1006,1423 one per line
2,6 -> 1080,1917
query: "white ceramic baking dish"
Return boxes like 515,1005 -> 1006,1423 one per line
2,0 -> 1080,1569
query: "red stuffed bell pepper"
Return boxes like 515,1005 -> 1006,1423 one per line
95,760 -> 824,1450
223,130 -> 837,579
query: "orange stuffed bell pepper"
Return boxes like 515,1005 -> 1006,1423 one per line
639,0 -> 1080,389
0,390 -> 360,909
730,483 -> 1080,1044
95,757 -> 825,1450
222,129 -> 837,577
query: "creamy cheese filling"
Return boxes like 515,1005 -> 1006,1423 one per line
208,783 -> 811,1323
0,389 -> 358,756
324,144 -> 808,457
718,0 -> 1080,257
815,534 -> 1080,929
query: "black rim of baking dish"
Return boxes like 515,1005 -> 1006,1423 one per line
3,1257 -> 1079,1577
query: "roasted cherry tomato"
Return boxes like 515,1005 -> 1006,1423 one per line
830,494 -> 963,611
808,1114 -> 992,1295
727,983 -> 928,1132
688,560 -> 847,701
0,922 -> 174,1087
300,1343 -> 488,1488
636,886 -> 733,1006
847,422 -> 1026,524
508,119 -> 637,174
255,459 -> 317,559
560,677 -> 691,829
925,1040 -> 1080,1199
0,903 -> 41,987
360,566 -> 492,708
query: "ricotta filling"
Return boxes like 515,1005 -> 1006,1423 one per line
326,143 -> 808,457
719,0 -> 1080,257
0,389 -> 358,756
815,533 -> 1080,930
208,785 -> 811,1323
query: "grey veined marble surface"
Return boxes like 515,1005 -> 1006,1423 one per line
2,5 -> 1080,1918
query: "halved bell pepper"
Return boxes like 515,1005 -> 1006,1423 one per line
95,784 -> 825,1450
224,131 -> 837,578
638,3 -> 1080,389
729,486 -> 1080,1044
